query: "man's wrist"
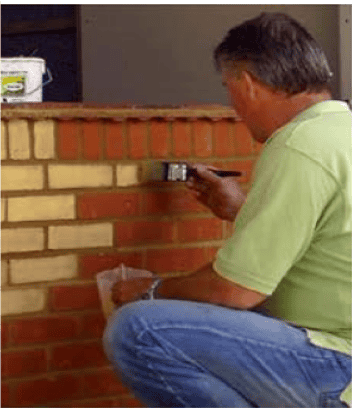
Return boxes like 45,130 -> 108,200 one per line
140,278 -> 163,300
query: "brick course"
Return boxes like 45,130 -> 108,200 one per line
1,105 -> 261,408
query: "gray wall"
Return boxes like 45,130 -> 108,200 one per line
81,5 -> 340,105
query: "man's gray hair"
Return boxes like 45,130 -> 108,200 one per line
214,13 -> 333,95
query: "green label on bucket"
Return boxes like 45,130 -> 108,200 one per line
1,71 -> 26,96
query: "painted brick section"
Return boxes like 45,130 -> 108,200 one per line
172,120 -> 191,157
1,120 -> 7,160
150,120 -> 170,158
34,120 -> 55,159
8,195 -> 75,222
115,220 -> 174,246
14,374 -> 81,406
51,284 -> 100,311
106,121 -> 125,159
80,252 -> 144,279
10,255 -> 77,284
11,316 -> 80,345
1,288 -> 46,316
213,119 -> 235,157
127,120 -> 148,159
2,349 -> 47,378
51,341 -> 107,370
0,197 -> 7,222
49,164 -> 113,189
57,120 -> 80,159
2,227 -> 44,254
193,119 -> 213,157
142,189 -> 205,215
49,223 -> 113,250
2,260 -> 8,286
8,119 -> 30,160
78,192 -> 140,219
146,247 -> 207,273
83,120 -> 102,160
116,164 -> 139,187
177,218 -> 223,242
2,165 -> 44,191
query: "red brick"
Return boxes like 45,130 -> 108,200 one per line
225,159 -> 254,183
206,246 -> 222,262
78,192 -> 141,219
193,119 -> 213,157
14,374 -> 81,406
172,120 -> 192,158
142,189 -> 205,216
2,321 -> 9,348
51,341 -> 108,370
58,397 -> 144,408
106,121 -> 125,159
115,220 -> 174,246
145,247 -> 207,273
50,284 -> 100,312
253,139 -> 265,154
127,120 -> 148,159
233,122 -> 254,156
2,383 -> 10,407
83,121 -> 102,160
2,349 -> 47,378
57,120 -> 81,160
150,120 -> 170,158
79,311 -> 106,339
82,368 -> 129,398
11,316 -> 80,345
177,218 -> 223,243
80,252 -> 144,279
213,119 -> 235,157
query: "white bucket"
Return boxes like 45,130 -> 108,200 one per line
1,57 -> 52,103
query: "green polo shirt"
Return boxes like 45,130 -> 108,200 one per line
213,101 -> 352,405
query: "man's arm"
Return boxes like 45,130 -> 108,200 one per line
157,262 -> 267,310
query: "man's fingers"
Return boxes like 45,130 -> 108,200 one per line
189,163 -> 221,183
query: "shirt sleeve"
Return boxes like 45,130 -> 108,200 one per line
213,146 -> 337,295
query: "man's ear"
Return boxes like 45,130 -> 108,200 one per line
242,71 -> 258,101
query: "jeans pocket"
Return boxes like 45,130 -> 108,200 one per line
319,391 -> 350,408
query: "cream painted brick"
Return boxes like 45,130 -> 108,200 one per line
49,223 -> 113,250
2,198 -> 6,222
1,288 -> 46,315
2,165 -> 44,191
9,120 -> 30,160
49,165 -> 113,189
8,195 -> 75,222
10,255 -> 77,284
2,228 -> 44,254
1,120 -> 7,160
116,164 -> 140,187
2,260 -> 8,286
34,120 -> 55,159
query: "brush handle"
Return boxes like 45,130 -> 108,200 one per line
187,167 -> 243,178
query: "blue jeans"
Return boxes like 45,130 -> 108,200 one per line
103,300 -> 351,407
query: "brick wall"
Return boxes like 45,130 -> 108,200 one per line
1,103 -> 263,407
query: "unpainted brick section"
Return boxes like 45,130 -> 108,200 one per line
14,374 -> 81,406
50,284 -> 101,311
172,119 -> 192,158
1,384 -> 10,407
57,120 -> 81,159
193,119 -> 213,157
83,120 -> 102,160
81,368 -> 129,398
127,120 -> 148,159
150,119 -> 170,158
213,119 -> 235,157
233,122 -> 254,155
51,341 -> 108,370
78,192 -> 141,219
2,348 -> 48,378
79,252 -> 144,279
177,217 -> 223,242
79,311 -> 106,339
115,220 -> 174,246
105,121 -> 125,159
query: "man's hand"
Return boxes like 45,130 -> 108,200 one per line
186,164 -> 247,222
111,277 -> 154,307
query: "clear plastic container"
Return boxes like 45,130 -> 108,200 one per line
96,263 -> 154,319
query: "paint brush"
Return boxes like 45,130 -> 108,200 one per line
142,161 -> 243,182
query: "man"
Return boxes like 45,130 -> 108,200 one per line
103,13 -> 351,407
